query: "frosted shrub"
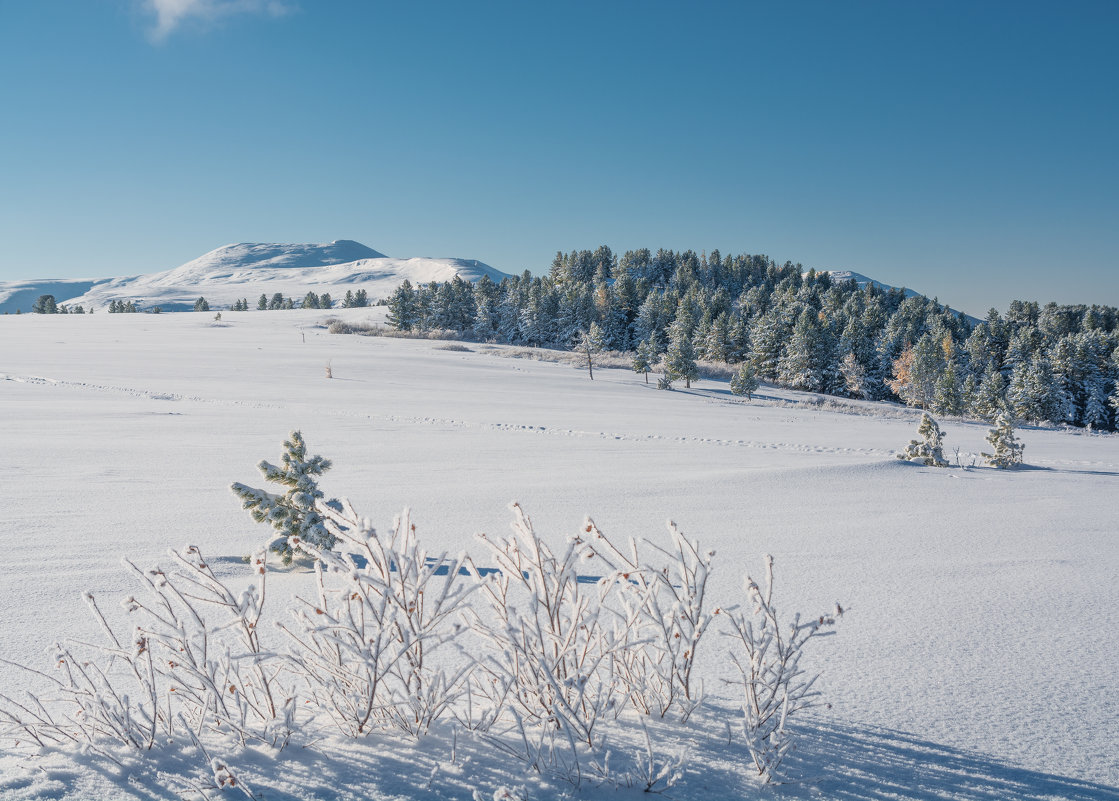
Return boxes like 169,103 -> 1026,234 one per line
231,431 -> 336,564
465,504 -> 629,783
724,555 -> 842,783
282,501 -> 476,737
0,547 -> 293,792
583,518 -> 716,722
897,412 -> 949,467
982,412 -> 1025,468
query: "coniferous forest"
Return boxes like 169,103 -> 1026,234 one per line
383,246 -> 1119,431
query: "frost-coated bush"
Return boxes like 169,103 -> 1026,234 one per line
725,555 -> 842,782
0,547 -> 292,795
465,504 -> 626,782
982,412 -> 1025,468
582,518 -> 716,722
897,412 -> 949,467
281,501 -> 476,737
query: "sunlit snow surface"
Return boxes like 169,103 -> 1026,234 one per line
0,309 -> 1116,800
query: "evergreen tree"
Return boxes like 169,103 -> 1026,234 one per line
932,358 -> 964,416
302,291 -> 321,309
981,413 -> 1025,468
319,292 -> 332,309
730,363 -> 760,398
897,412 -> 949,467
257,294 -> 268,310
748,307 -> 788,381
971,366 -> 1007,422
632,336 -> 658,384
1110,348 -> 1119,421
778,307 -> 836,392
664,318 -> 699,388
354,289 -> 369,307
576,322 -> 607,380
1008,356 -> 1056,423
343,289 -> 355,308
269,292 -> 284,310
230,431 -> 336,565
839,352 -> 868,398
193,297 -> 209,312
32,295 -> 58,314
386,280 -> 420,331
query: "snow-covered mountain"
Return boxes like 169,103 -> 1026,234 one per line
0,240 -> 510,313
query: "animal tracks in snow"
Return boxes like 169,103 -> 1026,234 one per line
2,371 -> 891,458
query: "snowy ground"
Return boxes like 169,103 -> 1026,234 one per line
1,309 -> 1117,800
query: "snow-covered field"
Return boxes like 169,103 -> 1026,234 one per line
1,308 -> 1117,800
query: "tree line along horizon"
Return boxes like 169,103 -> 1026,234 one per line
20,245 -> 1119,431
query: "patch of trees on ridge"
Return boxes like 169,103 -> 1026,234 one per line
384,246 -> 1119,431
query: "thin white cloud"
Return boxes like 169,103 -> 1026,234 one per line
143,0 -> 292,41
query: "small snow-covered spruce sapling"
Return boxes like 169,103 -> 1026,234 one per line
730,363 -> 760,398
230,431 -> 337,564
981,412 -> 1025,468
897,412 -> 949,467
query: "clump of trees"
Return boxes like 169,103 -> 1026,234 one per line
374,246 -> 1119,431
31,295 -> 86,314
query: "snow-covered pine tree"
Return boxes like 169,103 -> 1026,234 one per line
897,412 -> 949,467
981,412 -> 1025,468
932,358 -> 964,416
730,363 -> 759,398
632,335 -> 658,383
1008,355 -> 1056,423
970,365 -> 1007,422
839,351 -> 867,398
230,431 -> 337,565
194,297 -> 209,312
777,306 -> 833,392
386,280 -> 419,331
576,322 -> 606,380
1110,347 -> 1119,421
257,294 -> 268,310
664,318 -> 699,388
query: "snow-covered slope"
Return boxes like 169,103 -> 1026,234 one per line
0,240 -> 510,313
0,309 -> 1117,800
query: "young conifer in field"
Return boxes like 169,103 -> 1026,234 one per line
982,412 -> 1025,469
897,412 -> 949,467
231,431 -> 336,564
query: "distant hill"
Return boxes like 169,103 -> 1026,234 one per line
0,240 -> 510,313
820,269 -> 979,323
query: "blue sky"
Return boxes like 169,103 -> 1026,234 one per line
1,0 -> 1116,316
